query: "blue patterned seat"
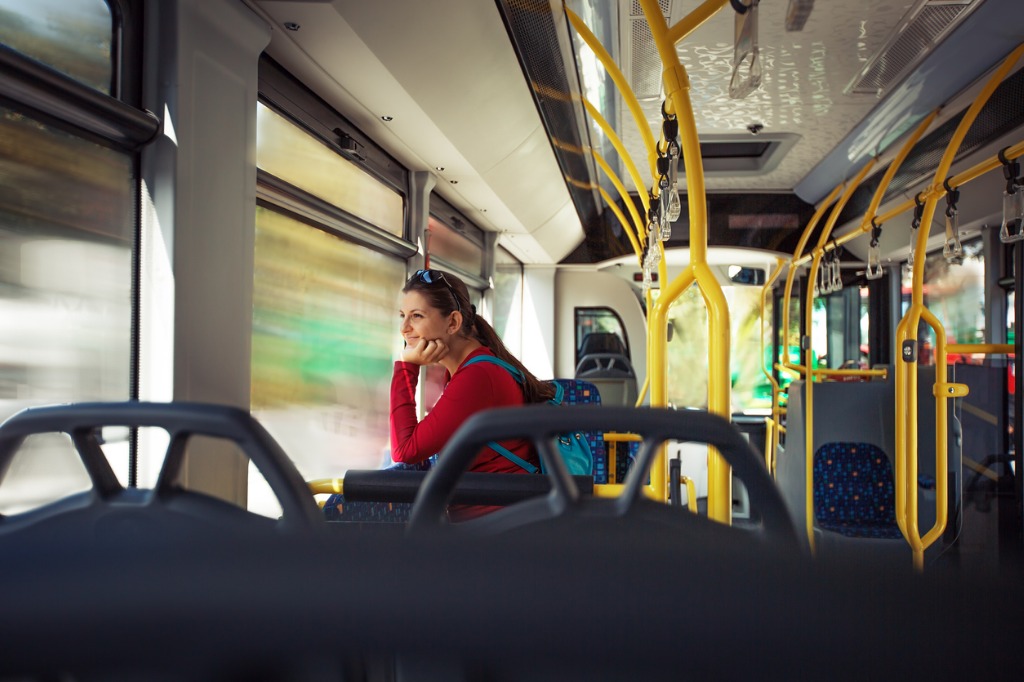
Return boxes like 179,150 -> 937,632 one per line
552,378 -> 624,484
813,442 -> 903,540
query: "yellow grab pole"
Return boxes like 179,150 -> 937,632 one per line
566,8 -> 661,179
760,258 -> 785,478
801,160 -> 877,551
640,0 -> 731,519
897,43 -> 1024,570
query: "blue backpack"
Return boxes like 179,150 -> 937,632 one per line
461,355 -> 594,477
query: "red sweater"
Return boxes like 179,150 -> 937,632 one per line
389,347 -> 537,473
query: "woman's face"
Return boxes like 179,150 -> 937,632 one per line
399,290 -> 452,344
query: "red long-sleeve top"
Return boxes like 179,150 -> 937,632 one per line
389,347 -> 537,473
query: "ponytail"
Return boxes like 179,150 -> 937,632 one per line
468,312 -> 556,404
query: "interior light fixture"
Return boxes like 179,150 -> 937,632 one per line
784,0 -> 814,31
380,115 -> 393,122
283,22 -> 300,31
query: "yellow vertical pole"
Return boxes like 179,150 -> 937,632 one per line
640,0 -> 731,519
760,258 -> 785,476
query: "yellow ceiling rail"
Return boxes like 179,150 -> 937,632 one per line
896,42 -> 1024,572
858,111 -> 939,233
598,186 -> 643,266
566,7 -> 660,181
583,99 -> 651,215
789,111 -> 940,269
593,151 -> 646,244
639,0 -> 731,521
875,139 -> 1024,226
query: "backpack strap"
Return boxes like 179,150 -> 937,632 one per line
485,440 -> 539,474
461,354 -> 525,383
459,354 -> 541,474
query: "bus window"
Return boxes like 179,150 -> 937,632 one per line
664,284 -> 769,413
0,433 -> 90,515
901,239 -> 985,365
575,307 -> 630,367
0,0 -> 113,94
250,207 -> 405,494
812,285 -> 870,371
493,247 -> 523,358
427,215 -> 483,279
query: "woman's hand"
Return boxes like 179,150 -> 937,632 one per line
402,337 -> 450,365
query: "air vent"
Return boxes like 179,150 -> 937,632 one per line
627,0 -> 672,99
679,133 -> 800,176
845,0 -> 981,96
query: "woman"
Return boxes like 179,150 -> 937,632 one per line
390,268 -> 554,475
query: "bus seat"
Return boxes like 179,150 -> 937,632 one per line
578,332 -> 628,358
552,378 -> 614,483
813,442 -> 902,540
574,353 -> 639,408
777,379 -> 899,549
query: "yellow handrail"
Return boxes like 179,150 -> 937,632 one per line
566,7 -> 660,181
946,344 -> 1014,355
790,111 -> 939,268
874,139 -> 1024,227
593,151 -> 646,249
308,478 -> 344,495
584,100 -> 651,215
896,43 -> 1024,571
640,0 -> 732,520
760,258 -> 785,477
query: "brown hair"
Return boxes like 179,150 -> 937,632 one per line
403,269 -> 556,403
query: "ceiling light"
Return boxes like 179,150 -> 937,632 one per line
435,166 -> 445,171
784,0 -> 814,31
283,22 -> 300,31
380,115 -> 393,122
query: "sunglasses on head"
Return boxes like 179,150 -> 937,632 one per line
413,269 -> 461,314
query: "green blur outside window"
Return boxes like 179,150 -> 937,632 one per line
250,207 -> 405,504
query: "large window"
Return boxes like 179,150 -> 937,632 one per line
0,0 -> 135,513
664,283 -> 769,413
256,103 -> 404,237
250,208 -> 404,491
0,0 -> 113,93
493,246 -> 523,358
253,89 -> 412,513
